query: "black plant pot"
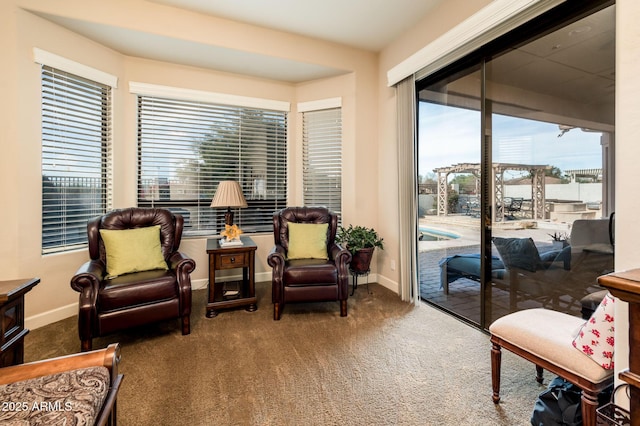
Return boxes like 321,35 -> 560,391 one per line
350,247 -> 375,274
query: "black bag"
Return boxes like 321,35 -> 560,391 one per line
531,376 -> 583,426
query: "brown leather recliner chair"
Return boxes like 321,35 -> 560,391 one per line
70,208 -> 196,351
267,207 -> 352,320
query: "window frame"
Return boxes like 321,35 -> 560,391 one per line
37,50 -> 116,254
132,83 -> 290,236
299,98 -> 343,218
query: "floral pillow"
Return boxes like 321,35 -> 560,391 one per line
572,292 -> 615,369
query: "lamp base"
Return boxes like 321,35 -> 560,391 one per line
224,209 -> 234,226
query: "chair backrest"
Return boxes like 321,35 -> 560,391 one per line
272,207 -> 337,252
569,217 -> 611,253
87,207 -> 183,262
508,198 -> 523,211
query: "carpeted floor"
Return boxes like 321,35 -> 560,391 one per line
24,282 -> 545,425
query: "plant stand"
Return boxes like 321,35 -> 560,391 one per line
350,268 -> 371,296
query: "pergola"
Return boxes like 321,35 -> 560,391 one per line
433,162 -> 551,222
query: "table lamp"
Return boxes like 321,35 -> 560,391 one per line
210,180 -> 248,226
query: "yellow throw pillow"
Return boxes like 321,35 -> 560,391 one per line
287,222 -> 329,260
100,225 -> 168,278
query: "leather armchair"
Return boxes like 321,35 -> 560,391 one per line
267,207 -> 351,320
70,208 -> 196,351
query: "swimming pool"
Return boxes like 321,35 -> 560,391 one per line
418,227 -> 460,241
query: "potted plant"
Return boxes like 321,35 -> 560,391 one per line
548,231 -> 570,249
336,225 -> 384,274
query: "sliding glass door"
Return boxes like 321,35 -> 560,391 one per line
417,2 -> 615,329
417,67 -> 483,325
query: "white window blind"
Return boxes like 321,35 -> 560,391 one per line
302,107 -> 342,217
137,96 -> 287,235
41,66 -> 112,254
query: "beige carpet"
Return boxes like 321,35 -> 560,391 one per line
24,282 -> 544,425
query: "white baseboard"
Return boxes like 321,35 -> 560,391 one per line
26,302 -> 78,331
26,272 -> 398,330
374,274 -> 399,294
191,277 -> 209,290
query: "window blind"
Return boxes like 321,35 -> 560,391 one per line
302,108 -> 342,217
137,96 -> 287,235
41,66 -> 112,254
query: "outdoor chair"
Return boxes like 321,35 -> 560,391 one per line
505,197 -> 524,219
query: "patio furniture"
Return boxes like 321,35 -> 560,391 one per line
439,240 -> 569,292
439,254 -> 505,294
505,197 -> 524,219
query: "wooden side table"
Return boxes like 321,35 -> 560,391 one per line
0,277 -> 40,367
206,236 -> 257,318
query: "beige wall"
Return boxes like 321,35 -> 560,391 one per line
375,0 -> 492,285
611,0 -> 640,378
0,0 -> 378,327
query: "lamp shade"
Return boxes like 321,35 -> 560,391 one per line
210,181 -> 248,208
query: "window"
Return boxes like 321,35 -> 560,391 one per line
302,107 -> 342,216
136,95 -> 287,235
41,66 -> 112,254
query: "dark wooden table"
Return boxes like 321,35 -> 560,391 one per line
206,236 -> 257,318
0,277 -> 40,367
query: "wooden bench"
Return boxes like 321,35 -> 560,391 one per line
0,343 -> 123,426
490,309 -> 613,426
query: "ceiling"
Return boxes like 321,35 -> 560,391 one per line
27,0 -> 616,111
420,4 -> 615,129
149,0 -> 443,52
29,0 -> 443,83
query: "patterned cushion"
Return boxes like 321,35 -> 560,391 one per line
572,292 -> 616,369
0,366 -> 110,425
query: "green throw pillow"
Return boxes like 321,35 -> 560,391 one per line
100,225 -> 168,278
287,222 -> 329,260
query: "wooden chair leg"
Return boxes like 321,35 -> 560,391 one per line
81,338 -> 92,352
273,303 -> 281,320
581,390 -> 599,426
181,315 -> 190,335
491,341 -> 502,403
535,365 -> 544,384
340,299 -> 347,317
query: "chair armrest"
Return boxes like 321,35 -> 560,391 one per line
95,373 -> 124,426
329,243 -> 352,298
70,261 -> 102,337
329,243 -> 351,266
0,343 -> 121,385
267,245 -> 286,269
70,260 -> 104,293
267,245 -> 286,301
168,251 -> 196,276
168,252 -> 195,316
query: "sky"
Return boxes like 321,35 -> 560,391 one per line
417,102 -> 604,180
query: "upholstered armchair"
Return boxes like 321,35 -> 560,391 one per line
70,208 -> 196,351
267,207 -> 352,320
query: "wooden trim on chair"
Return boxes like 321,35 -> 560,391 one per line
0,343 -> 120,385
0,343 -> 123,426
491,335 -> 613,426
